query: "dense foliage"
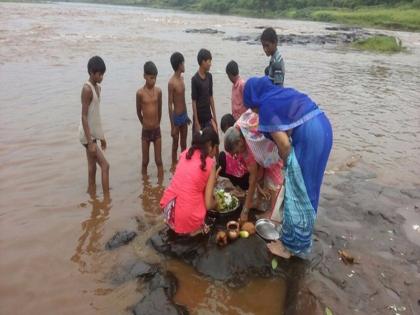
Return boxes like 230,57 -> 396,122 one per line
138,0 -> 419,14
61,0 -> 420,30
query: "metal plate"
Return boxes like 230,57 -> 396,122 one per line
255,219 -> 281,241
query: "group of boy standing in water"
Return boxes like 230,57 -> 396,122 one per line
79,27 -> 283,201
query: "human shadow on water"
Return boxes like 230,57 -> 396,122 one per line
71,196 -> 111,273
139,174 -> 164,221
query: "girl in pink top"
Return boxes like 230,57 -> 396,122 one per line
160,127 -> 220,235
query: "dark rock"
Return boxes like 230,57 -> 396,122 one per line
149,227 -> 207,263
223,35 -> 252,42
149,226 -> 291,287
149,272 -> 178,297
185,28 -> 225,34
105,230 -> 137,250
107,259 -> 158,285
193,235 -> 273,282
400,189 -> 420,200
133,271 -> 188,315
227,28 -> 385,47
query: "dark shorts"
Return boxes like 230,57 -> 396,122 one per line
173,112 -> 191,127
83,139 -> 97,148
142,127 -> 161,143
193,119 -> 213,132
201,119 -> 213,129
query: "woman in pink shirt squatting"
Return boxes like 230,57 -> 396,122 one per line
226,60 -> 247,120
160,127 -> 221,235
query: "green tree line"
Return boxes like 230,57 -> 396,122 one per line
64,0 -> 420,30
138,0 -> 419,14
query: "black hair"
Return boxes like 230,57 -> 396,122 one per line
197,48 -> 212,65
225,60 -> 239,77
144,61 -> 158,76
170,52 -> 184,71
261,27 -> 278,44
87,56 -> 106,75
220,114 -> 236,133
186,127 -> 219,171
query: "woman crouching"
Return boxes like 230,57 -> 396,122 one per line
160,127 -> 220,235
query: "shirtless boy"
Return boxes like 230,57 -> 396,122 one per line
136,61 -> 163,176
168,52 -> 191,166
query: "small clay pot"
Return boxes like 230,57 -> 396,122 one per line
226,221 -> 240,241
216,231 -> 228,246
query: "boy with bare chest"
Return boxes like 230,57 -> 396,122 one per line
136,61 -> 163,177
168,52 -> 191,167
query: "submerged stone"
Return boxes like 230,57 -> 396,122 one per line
185,28 -> 225,34
133,271 -> 188,315
107,259 -> 158,285
105,230 -> 137,250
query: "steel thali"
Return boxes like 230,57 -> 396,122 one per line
255,219 -> 281,241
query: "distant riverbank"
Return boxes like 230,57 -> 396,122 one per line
288,5 -> 420,32
46,1 -> 420,32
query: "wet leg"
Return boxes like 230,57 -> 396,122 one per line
142,139 -> 150,175
179,124 -> 188,153
171,126 -> 179,167
86,148 -> 97,197
154,137 -> 163,178
95,147 -> 110,199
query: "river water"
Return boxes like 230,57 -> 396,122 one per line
1,2 -> 420,315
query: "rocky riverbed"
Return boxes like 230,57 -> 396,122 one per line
103,158 -> 420,315
185,25 -> 388,47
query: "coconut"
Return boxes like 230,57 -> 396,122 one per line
240,222 -> 256,235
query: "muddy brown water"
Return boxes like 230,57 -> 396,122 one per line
1,2 -> 420,315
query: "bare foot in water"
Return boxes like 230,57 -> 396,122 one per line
267,240 -> 291,259
103,193 -> 112,204
87,185 -> 96,198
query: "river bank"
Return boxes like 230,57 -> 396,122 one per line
50,1 -> 420,32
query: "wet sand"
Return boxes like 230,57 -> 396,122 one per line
1,2 -> 420,314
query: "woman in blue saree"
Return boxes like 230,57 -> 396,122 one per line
243,76 -> 333,259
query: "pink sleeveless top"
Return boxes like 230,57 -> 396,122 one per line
160,150 -> 215,234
